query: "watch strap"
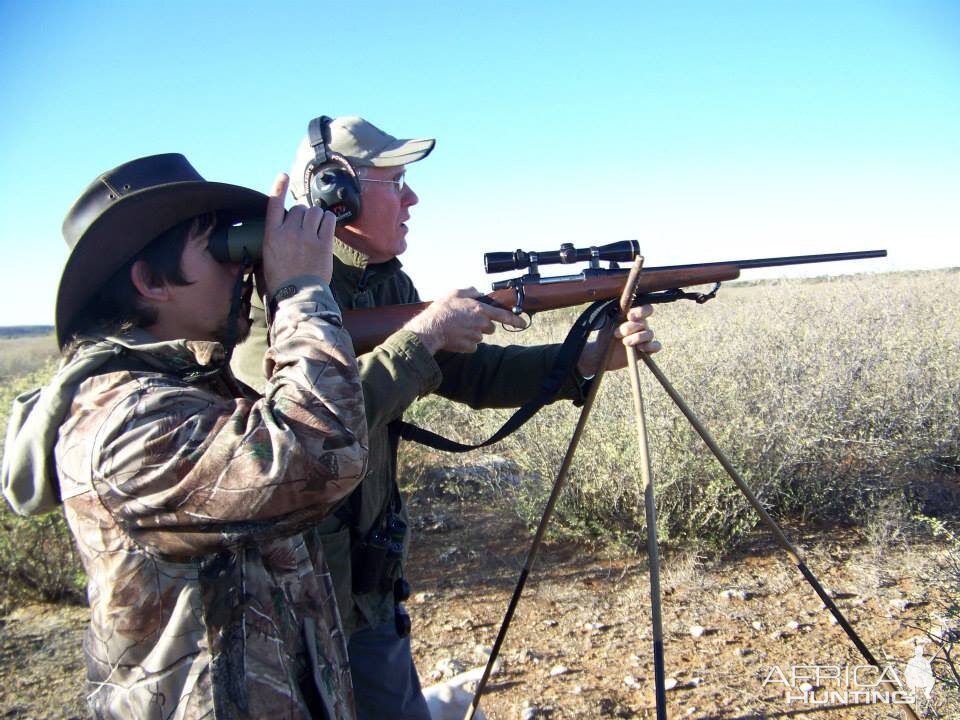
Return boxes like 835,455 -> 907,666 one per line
268,284 -> 299,318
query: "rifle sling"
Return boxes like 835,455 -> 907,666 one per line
390,298 -> 618,453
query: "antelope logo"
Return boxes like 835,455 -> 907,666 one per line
903,642 -> 935,702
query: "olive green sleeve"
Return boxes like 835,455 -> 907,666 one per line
434,343 -> 588,409
356,329 -> 442,429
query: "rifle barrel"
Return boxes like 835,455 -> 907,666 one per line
647,249 -> 887,273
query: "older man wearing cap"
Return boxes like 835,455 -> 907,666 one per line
2,155 -> 369,719
232,116 -> 659,719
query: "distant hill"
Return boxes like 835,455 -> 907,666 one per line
0,326 -> 54,339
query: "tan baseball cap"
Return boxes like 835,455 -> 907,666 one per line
290,116 -> 435,201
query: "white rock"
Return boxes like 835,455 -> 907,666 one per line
543,619 -> 558,627
473,644 -> 493,661
719,589 -> 749,601
423,666 -> 489,720
799,682 -> 814,693
890,598 -> 911,613
751,621 -> 765,631
549,665 -> 570,677
786,620 -> 801,631
624,674 -> 641,688
689,625 -> 707,638
520,707 -> 538,720
438,547 -> 460,563
414,591 -> 436,603
664,677 -> 679,691
583,622 -> 608,631
435,657 -> 467,677
572,685 -> 583,694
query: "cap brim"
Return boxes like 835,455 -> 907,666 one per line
55,181 -> 267,346
363,138 -> 436,167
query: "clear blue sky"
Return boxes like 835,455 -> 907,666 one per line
1,1 -> 957,326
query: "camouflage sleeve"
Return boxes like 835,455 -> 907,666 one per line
91,283 -> 369,557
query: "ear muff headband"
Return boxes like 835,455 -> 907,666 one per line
304,115 -> 361,223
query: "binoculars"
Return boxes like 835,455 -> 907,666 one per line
207,220 -> 266,264
207,201 -> 355,264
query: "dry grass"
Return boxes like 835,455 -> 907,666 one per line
400,269 -> 960,549
0,334 -> 57,384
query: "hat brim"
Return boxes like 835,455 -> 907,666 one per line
55,181 -> 267,346
362,138 -> 436,168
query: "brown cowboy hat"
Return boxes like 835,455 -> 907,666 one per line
56,153 -> 267,346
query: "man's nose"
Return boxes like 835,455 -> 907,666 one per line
401,183 -> 418,206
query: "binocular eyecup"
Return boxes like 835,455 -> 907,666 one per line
207,220 -> 265,264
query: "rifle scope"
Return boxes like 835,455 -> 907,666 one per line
484,240 -> 641,274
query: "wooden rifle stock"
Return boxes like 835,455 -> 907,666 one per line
342,264 -> 740,354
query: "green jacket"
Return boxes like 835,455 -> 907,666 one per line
232,240 -> 580,633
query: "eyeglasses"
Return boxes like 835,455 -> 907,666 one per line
360,174 -> 406,192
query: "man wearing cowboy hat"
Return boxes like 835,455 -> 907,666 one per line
232,117 -> 659,719
2,154 -> 369,719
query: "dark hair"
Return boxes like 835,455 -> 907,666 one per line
64,213 -> 216,353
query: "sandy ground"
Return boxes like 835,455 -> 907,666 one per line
404,486 -> 958,720
1,479 -> 957,720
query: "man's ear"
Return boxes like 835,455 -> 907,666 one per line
130,261 -> 169,303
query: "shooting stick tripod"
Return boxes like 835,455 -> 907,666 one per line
465,258 -> 919,720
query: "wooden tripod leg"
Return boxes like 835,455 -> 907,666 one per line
620,257 -> 670,719
626,344 -> 669,719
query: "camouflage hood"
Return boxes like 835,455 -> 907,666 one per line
1,332 -> 226,516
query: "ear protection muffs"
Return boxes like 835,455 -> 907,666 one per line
303,115 -> 362,223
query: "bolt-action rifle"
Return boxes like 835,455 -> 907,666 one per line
341,242 -> 887,353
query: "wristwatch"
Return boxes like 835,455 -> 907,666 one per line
268,284 -> 298,317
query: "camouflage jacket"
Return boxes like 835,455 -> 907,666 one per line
2,281 -> 368,719
232,242 -> 585,634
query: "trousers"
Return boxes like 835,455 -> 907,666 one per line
348,619 -> 432,720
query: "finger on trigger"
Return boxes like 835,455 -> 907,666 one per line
491,306 -> 526,328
